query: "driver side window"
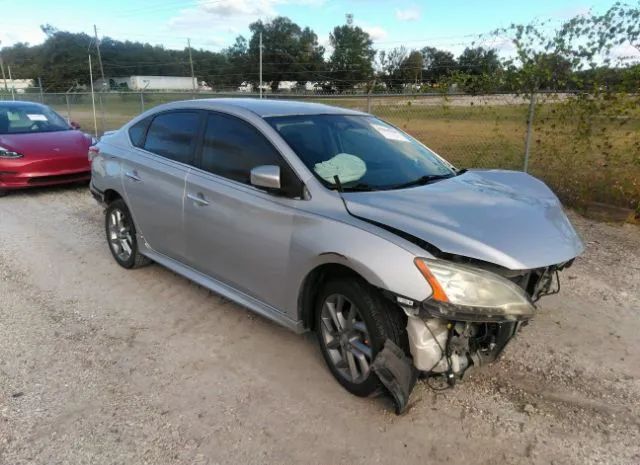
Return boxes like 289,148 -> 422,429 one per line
199,112 -> 303,198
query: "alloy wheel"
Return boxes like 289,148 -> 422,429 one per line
107,208 -> 134,262
319,293 -> 373,384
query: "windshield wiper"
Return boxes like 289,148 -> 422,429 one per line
342,183 -> 376,192
331,175 -> 376,192
330,176 -> 375,192
387,174 -> 453,190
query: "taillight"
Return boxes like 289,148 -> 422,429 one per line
88,146 -> 100,162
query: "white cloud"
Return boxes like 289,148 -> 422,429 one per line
317,33 -> 331,49
610,43 -> 640,63
202,37 -> 229,47
0,26 -> 46,47
168,0 -> 277,35
168,0 -> 326,41
395,7 -> 421,22
362,25 -> 388,41
478,35 -> 516,55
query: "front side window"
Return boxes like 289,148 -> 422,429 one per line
266,114 -> 454,191
200,112 -> 301,197
0,104 -> 69,135
143,111 -> 200,164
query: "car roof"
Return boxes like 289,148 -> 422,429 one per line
177,98 -> 368,118
0,100 -> 47,109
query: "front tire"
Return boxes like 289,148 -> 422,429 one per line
105,199 -> 150,269
0,189 -> 8,197
315,277 -> 408,397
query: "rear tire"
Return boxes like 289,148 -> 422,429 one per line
105,199 -> 151,269
0,189 -> 8,197
315,277 -> 408,397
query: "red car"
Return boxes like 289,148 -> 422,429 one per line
0,101 -> 95,196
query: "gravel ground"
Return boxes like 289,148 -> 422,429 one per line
0,184 -> 639,465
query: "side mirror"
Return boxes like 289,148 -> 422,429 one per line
250,165 -> 281,190
70,121 -> 81,130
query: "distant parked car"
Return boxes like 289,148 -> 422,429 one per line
90,99 -> 583,408
0,101 -> 95,196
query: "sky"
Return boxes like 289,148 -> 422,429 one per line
0,0 -> 636,60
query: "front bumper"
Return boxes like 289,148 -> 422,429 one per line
0,168 -> 90,190
407,314 -> 520,374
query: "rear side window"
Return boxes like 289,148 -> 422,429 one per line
128,117 -> 150,148
200,112 -> 302,197
143,111 -> 201,164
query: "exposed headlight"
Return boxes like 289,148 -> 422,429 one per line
0,146 -> 23,159
414,258 -> 535,321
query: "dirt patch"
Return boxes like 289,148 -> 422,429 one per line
1,185 -> 639,465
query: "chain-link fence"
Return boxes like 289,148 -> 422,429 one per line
1,90 -> 638,211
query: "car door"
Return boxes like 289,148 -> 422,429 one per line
184,111 -> 304,315
122,110 -> 203,261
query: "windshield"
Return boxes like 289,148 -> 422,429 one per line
0,103 -> 70,135
266,114 -> 454,191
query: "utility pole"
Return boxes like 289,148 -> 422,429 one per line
93,25 -> 105,87
259,32 -> 263,99
187,38 -> 196,98
0,40 -> 8,92
88,55 -> 98,137
7,65 -> 15,100
38,77 -> 44,102
523,92 -> 536,173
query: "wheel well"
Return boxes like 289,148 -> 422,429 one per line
298,263 -> 366,331
103,189 -> 122,205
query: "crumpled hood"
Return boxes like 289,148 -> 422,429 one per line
343,170 -> 584,270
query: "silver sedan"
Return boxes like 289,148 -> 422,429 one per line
90,99 -> 583,411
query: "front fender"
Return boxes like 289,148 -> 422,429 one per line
287,212 -> 434,320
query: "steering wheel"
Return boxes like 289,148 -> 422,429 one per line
29,121 -> 46,131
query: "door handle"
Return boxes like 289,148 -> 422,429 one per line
187,192 -> 209,206
125,171 -> 142,182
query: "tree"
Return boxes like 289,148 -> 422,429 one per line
222,36 -> 250,89
328,25 -> 375,92
37,28 -> 95,89
377,46 -> 408,91
0,42 -> 41,81
296,27 -> 326,87
402,50 -> 424,86
493,2 -> 640,93
0,25 -> 272,92
533,53 -> 573,90
190,48 -> 232,90
458,47 -> 501,75
248,17 -> 324,92
420,47 -> 457,85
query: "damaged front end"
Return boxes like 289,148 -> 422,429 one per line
374,257 -> 574,414
406,257 -> 572,382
